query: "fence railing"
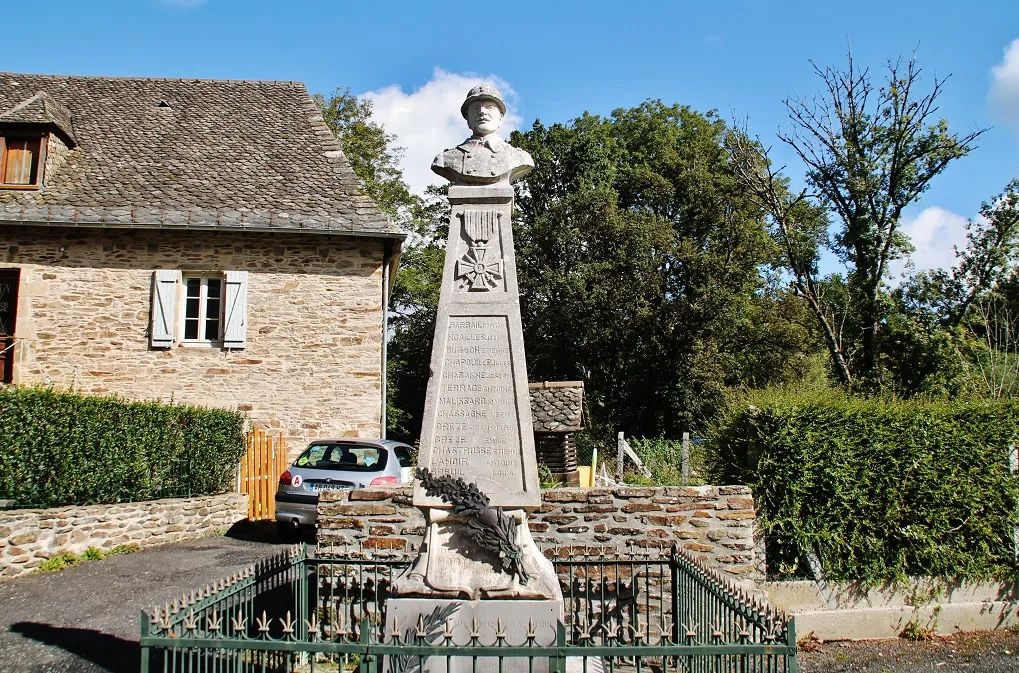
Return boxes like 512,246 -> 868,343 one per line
141,544 -> 798,673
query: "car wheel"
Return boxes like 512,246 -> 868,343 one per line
277,518 -> 300,543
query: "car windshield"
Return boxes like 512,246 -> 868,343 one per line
293,443 -> 388,472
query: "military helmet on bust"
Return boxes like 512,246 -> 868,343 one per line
460,84 -> 507,120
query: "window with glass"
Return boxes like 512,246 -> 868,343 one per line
293,443 -> 389,472
182,276 -> 222,343
0,136 -> 42,187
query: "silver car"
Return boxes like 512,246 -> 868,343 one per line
274,438 -> 414,541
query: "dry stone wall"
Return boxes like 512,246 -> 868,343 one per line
0,493 -> 246,580
1,226 -> 386,450
318,485 -> 762,579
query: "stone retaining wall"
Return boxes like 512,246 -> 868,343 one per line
0,493 -> 247,580
763,579 -> 1019,639
318,485 -> 762,579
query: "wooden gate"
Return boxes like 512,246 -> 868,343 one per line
239,428 -> 289,521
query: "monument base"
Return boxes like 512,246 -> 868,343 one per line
384,598 -> 563,673
391,508 -> 562,601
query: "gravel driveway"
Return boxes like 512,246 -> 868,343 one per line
0,522 -> 297,673
799,630 -> 1019,672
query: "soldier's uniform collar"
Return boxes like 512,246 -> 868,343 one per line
458,135 -> 504,153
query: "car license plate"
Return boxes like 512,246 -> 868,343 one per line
310,483 -> 349,492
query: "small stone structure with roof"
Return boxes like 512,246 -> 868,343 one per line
529,381 -> 587,485
0,73 -> 404,446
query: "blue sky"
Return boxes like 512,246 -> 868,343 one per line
5,0 -> 1019,275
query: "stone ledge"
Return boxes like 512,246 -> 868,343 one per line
350,486 -> 409,501
763,579 -> 1019,639
789,603 -> 1019,640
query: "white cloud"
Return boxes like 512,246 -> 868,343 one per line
361,68 -> 522,195
989,37 -> 1019,128
891,206 -> 969,278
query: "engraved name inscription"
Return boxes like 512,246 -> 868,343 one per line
428,316 -> 524,487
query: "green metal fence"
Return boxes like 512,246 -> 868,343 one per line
140,544 -> 797,673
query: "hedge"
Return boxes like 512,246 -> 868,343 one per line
0,386 -> 246,508
713,391 -> 1019,583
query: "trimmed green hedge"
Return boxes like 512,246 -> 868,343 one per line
713,391 -> 1019,582
0,386 -> 245,508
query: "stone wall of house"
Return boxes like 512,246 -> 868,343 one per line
318,485 -> 762,580
0,493 -> 247,579
1,226 -> 387,450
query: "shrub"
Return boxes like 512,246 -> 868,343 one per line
713,390 -> 1019,582
0,386 -> 245,508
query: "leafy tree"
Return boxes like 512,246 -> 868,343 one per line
901,178 -> 1019,329
511,101 -> 817,439
729,54 -> 986,389
312,88 -> 419,223
386,186 -> 448,440
890,178 -> 1019,396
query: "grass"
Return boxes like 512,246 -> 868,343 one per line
35,543 -> 141,573
625,437 -> 711,486
537,463 -> 563,489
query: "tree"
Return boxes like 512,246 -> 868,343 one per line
729,54 -> 986,388
385,186 -> 448,440
512,101 -> 816,439
902,178 -> 1019,329
312,88 -> 419,224
890,178 -> 1019,396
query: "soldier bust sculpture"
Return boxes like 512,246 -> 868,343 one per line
431,84 -> 534,186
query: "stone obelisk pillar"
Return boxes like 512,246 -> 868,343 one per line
416,183 -> 540,511
387,85 -> 562,669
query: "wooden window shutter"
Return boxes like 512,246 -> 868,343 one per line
150,269 -> 180,347
223,270 -> 248,349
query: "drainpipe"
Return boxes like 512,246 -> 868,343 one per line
380,241 -> 393,439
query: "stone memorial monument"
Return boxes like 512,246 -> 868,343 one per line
386,84 -> 564,672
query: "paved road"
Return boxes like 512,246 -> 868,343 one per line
0,522 -> 299,673
799,631 -> 1019,672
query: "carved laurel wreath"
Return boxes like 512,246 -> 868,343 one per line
417,467 -> 529,585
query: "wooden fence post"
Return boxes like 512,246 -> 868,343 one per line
682,432 -> 690,486
616,432 -> 624,482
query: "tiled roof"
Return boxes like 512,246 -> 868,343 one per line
0,73 -> 402,238
0,91 -> 76,144
529,381 -> 587,433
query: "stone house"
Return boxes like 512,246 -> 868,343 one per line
0,73 -> 404,446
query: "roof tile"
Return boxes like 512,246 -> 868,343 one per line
529,381 -> 587,433
0,73 -> 402,238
